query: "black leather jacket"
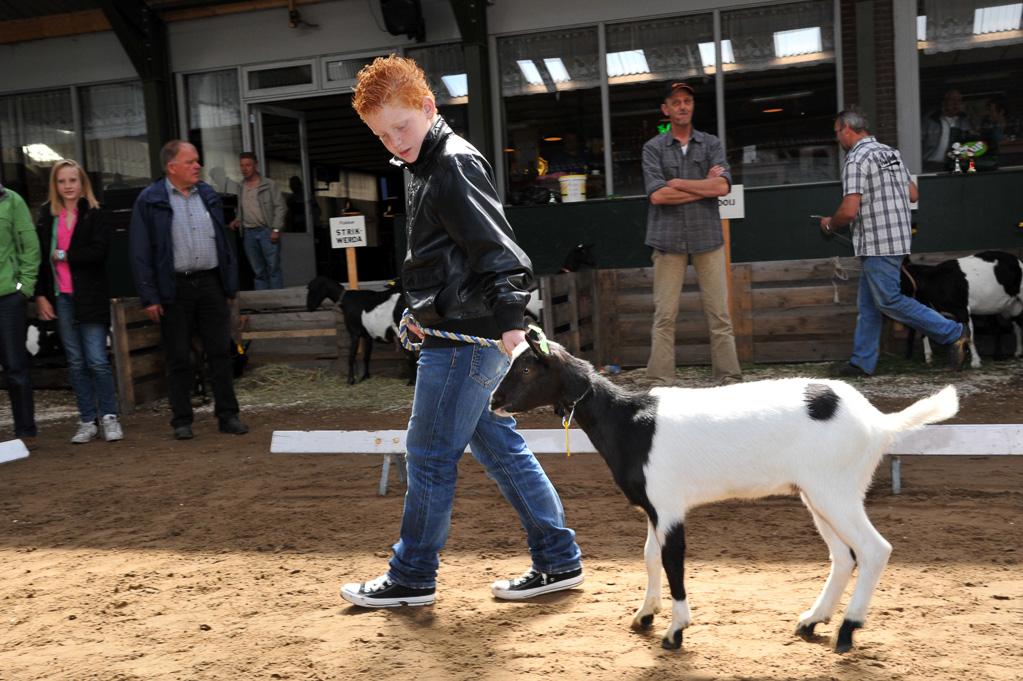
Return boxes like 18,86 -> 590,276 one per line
398,116 -> 533,338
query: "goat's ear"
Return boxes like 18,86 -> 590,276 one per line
525,334 -> 551,362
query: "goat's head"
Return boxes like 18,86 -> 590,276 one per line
305,276 -> 343,311
491,334 -> 593,418
562,243 -> 597,272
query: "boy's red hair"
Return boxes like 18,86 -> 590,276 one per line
352,54 -> 434,118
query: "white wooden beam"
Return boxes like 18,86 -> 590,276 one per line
0,439 -> 30,465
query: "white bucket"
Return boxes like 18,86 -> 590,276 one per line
559,174 -> 587,203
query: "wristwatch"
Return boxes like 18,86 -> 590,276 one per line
56,249 -> 67,261
271,229 -> 280,234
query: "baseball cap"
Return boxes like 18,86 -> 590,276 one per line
663,81 -> 696,100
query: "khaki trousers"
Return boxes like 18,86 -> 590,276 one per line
646,248 -> 743,387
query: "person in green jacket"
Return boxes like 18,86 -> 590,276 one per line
0,182 -> 41,450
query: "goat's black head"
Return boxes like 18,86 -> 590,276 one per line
305,276 -> 344,311
562,243 -> 597,272
491,335 -> 593,418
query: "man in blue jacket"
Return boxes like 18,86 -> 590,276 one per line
129,141 -> 248,440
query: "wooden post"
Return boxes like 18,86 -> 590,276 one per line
110,299 -> 135,414
346,247 -> 359,291
722,218 -> 733,318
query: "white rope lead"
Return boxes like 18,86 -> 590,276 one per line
398,309 -> 505,352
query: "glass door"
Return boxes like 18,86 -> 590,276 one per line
249,104 -> 315,287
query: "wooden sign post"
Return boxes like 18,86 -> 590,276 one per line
329,214 -> 368,291
718,184 -> 751,361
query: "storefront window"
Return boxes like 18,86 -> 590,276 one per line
0,88 -> 75,209
497,27 -> 604,205
721,0 -> 839,187
918,0 -> 1023,171
405,43 -> 468,137
80,82 -> 150,199
606,14 -> 716,197
185,69 -> 244,192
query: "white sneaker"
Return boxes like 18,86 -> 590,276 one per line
71,420 -> 99,444
101,414 -> 124,442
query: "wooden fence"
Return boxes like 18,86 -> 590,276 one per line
107,249 -> 1023,409
538,247 -> 1023,369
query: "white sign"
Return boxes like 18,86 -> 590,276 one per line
329,215 -> 367,248
718,184 -> 745,220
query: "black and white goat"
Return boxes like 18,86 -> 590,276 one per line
490,339 -> 958,653
305,277 -> 417,385
900,250 -> 1023,368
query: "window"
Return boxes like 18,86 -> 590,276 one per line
0,88 -> 75,209
405,43 -> 469,137
606,14 -> 716,197
497,27 -> 604,204
721,0 -> 839,187
242,61 -> 317,97
918,0 -> 1023,171
185,70 -> 243,193
80,82 -> 150,197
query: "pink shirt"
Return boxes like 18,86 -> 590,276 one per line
56,208 -> 75,293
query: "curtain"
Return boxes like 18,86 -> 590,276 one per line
921,0 -> 1023,54
606,14 -> 714,81
498,27 -> 600,97
722,0 -> 835,72
81,82 -> 149,184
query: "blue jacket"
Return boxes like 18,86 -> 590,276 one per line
129,178 -> 238,308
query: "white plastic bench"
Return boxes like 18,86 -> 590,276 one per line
271,425 -> 1023,495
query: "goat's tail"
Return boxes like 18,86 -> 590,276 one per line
883,384 -> 959,434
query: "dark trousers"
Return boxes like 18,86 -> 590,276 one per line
0,292 -> 35,437
160,271 -> 239,427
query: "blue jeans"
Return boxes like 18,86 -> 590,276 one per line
55,294 -> 118,422
0,292 -> 35,438
387,343 -> 582,589
851,255 -> 963,373
242,227 -> 282,290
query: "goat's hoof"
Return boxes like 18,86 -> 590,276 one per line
635,613 -> 654,629
833,619 -> 861,653
660,630 -> 683,650
795,622 -> 817,638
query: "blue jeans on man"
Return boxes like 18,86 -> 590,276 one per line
0,291 -> 35,438
55,293 -> 118,422
242,227 -> 282,290
851,255 -> 963,374
386,343 -> 582,589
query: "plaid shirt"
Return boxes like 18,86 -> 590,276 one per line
166,178 -> 219,273
642,128 -> 731,254
842,136 -> 913,257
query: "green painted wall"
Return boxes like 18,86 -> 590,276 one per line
108,168 -> 1023,296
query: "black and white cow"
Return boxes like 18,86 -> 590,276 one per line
900,250 -> 1023,368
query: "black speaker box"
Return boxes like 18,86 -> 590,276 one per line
380,0 -> 426,42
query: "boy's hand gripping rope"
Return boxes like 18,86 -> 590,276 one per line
398,309 -> 505,352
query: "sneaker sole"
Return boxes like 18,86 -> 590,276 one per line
340,588 -> 435,608
491,573 -> 585,600
71,435 -> 99,444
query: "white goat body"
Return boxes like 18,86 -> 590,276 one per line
490,339 -> 959,653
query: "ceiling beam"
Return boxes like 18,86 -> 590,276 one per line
0,10 -> 110,44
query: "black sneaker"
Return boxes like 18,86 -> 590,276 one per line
218,417 -> 249,435
173,425 -> 194,440
340,574 -> 436,608
827,360 -> 868,378
491,567 -> 584,600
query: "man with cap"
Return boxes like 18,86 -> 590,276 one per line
641,81 -> 742,387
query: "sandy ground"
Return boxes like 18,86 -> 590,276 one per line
1,364 -> 1022,681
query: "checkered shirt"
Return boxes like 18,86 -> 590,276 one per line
166,178 -> 219,273
842,136 -> 913,257
642,128 -> 731,255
